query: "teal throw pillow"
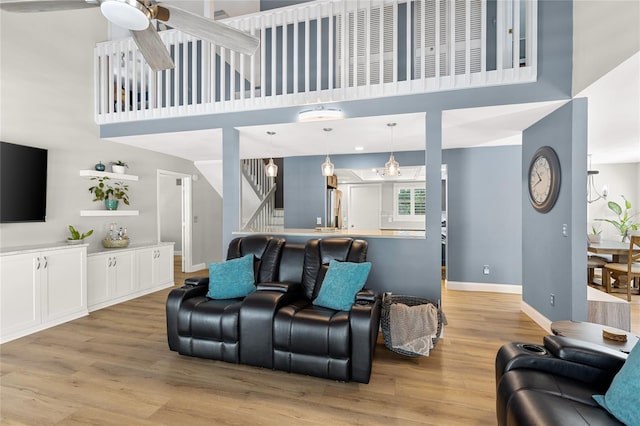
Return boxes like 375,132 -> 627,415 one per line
207,254 -> 255,299
592,340 -> 640,424
313,260 -> 372,311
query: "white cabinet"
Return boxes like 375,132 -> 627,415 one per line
136,245 -> 174,291
0,246 -> 87,344
87,243 -> 174,312
87,251 -> 135,309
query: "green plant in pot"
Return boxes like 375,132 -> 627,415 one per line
588,225 -> 602,244
595,195 -> 639,242
67,225 -> 93,244
88,176 -> 130,210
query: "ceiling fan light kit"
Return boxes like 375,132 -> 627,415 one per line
100,0 -> 151,31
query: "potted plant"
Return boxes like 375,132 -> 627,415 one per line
596,195 -> 639,242
88,176 -> 130,210
111,160 -> 128,174
67,225 -> 93,244
588,225 -> 602,244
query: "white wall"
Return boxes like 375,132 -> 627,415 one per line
0,7 -> 223,264
573,1 -> 640,95
159,175 -> 183,252
587,162 -> 640,241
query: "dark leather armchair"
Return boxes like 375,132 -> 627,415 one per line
496,336 -> 627,425
166,235 -> 284,363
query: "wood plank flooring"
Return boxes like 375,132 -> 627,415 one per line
1,265 -> 637,425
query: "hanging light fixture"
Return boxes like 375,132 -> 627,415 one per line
587,154 -> 608,204
264,131 -> 278,178
385,122 -> 400,176
321,128 -> 335,177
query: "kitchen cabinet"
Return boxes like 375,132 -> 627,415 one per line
0,245 -> 87,343
136,244 -> 174,291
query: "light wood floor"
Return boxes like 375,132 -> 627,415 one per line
1,264 -> 637,425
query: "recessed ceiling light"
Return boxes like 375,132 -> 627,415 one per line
298,106 -> 344,122
355,146 -> 364,151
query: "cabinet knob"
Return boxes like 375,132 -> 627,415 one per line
43,256 -> 47,269
36,257 -> 41,270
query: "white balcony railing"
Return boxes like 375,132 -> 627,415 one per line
95,0 -> 537,124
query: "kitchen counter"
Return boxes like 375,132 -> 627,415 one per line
234,228 -> 426,239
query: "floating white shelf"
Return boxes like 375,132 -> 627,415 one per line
79,170 -> 139,181
80,210 -> 139,217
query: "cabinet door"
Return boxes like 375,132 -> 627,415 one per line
112,251 -> 135,298
0,253 -> 40,338
87,254 -> 110,307
136,248 -> 155,291
42,247 -> 86,321
154,245 -> 174,287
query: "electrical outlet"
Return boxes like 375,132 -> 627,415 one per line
483,265 -> 490,275
316,217 -> 322,225
550,293 -> 555,306
562,224 -> 568,237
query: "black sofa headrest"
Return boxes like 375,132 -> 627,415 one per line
301,238 -> 368,300
227,235 -> 285,283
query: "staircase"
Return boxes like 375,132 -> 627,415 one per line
241,159 -> 283,232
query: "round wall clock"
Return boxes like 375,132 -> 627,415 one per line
528,146 -> 561,213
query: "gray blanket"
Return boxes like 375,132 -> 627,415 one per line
389,302 -> 439,356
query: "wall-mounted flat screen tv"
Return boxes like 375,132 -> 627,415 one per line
0,141 -> 48,223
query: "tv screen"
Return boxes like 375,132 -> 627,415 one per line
0,142 -> 48,223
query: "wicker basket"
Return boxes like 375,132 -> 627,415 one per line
381,294 -> 444,357
102,238 -> 130,248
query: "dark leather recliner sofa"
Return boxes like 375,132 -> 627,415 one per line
495,335 -> 628,425
166,235 -> 381,383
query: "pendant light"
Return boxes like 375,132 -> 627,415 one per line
264,131 -> 278,178
385,122 -> 400,176
587,154 -> 608,204
321,128 -> 335,177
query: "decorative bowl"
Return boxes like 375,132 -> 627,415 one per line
102,238 -> 129,248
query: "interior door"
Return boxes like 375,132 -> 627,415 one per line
348,184 -> 381,230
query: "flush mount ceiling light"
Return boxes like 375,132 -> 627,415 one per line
100,0 -> 152,30
264,131 -> 278,178
384,122 -> 400,176
321,128 -> 335,177
298,106 -> 344,122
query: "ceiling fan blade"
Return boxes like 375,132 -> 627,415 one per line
130,25 -> 175,72
0,0 -> 98,13
156,4 -> 259,56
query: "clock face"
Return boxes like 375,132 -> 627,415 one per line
530,156 -> 552,204
528,146 -> 561,213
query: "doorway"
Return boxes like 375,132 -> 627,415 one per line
348,184 -> 382,230
157,170 -> 193,273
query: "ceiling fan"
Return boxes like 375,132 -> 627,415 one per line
0,0 -> 260,72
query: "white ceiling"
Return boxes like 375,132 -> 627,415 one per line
105,52 -> 639,165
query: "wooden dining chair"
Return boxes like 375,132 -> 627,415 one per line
602,236 -> 640,301
587,255 -> 607,286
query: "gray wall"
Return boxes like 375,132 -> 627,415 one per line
443,145 -> 522,285
159,175 -> 183,252
522,99 -> 588,322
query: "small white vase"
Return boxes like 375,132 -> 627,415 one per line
587,234 -> 601,244
111,165 -> 126,174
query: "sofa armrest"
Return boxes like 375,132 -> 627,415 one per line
166,284 -> 208,351
184,276 -> 209,287
355,288 -> 376,303
543,335 -> 627,374
349,294 -> 382,384
239,288 -> 304,368
256,281 -> 302,294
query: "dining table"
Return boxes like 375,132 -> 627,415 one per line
588,239 -> 637,263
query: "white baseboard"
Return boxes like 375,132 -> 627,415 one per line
187,262 -> 206,273
446,281 -> 522,294
520,300 -> 552,334
174,250 -> 182,256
